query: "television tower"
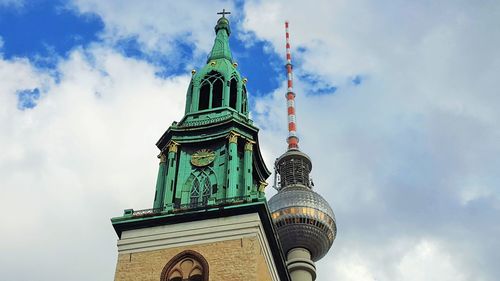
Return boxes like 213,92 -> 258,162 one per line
268,21 -> 337,281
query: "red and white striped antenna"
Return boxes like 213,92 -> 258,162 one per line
285,21 -> 299,150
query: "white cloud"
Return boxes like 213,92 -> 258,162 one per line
0,44 -> 187,280
1,1 -> 500,281
69,0 -> 237,67
246,1 -> 500,280
315,237 -> 471,281
397,239 -> 467,281
0,0 -> 23,8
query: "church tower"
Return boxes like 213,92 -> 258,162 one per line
268,22 -> 337,281
111,12 -> 291,281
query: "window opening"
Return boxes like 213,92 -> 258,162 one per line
199,82 -> 210,110
161,250 -> 209,281
188,168 -> 216,206
198,71 -> 224,110
241,85 -> 247,113
211,78 -> 223,108
229,78 -> 237,110
190,178 -> 201,205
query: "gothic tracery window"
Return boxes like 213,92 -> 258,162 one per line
188,168 -> 216,206
198,71 -> 224,110
161,250 -> 209,281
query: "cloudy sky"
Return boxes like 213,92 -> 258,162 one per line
1,0 -> 499,280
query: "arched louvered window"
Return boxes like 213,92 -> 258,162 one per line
161,250 -> 209,281
241,85 -> 247,114
199,82 -> 210,110
198,71 -> 224,110
212,78 -> 223,108
188,168 -> 216,206
229,77 -> 238,110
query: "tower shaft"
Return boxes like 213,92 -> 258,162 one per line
269,21 -> 337,281
111,13 -> 292,281
287,248 -> 316,281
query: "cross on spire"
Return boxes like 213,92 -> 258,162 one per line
217,9 -> 231,18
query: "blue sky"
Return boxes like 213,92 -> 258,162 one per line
0,0 -> 289,106
0,0 -> 345,112
0,1 -> 102,65
1,1 -> 500,281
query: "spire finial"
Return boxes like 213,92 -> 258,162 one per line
217,9 -> 231,18
208,9 -> 233,62
284,21 -> 299,150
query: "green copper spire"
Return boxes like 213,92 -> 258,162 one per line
112,11 -> 270,225
208,11 -> 232,62
183,11 -> 249,118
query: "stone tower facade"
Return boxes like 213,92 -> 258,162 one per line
111,13 -> 291,281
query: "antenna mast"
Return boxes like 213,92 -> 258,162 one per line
285,21 -> 299,150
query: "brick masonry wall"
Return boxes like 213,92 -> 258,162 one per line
114,236 -> 274,281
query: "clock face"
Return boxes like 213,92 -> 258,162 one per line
191,149 -> 216,167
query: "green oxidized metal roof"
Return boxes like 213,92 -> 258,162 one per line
192,16 -> 240,84
209,17 -> 232,61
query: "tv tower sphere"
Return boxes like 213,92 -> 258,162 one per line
268,149 -> 337,262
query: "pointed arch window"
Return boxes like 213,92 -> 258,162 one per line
199,83 -> 210,110
198,71 -> 224,110
229,77 -> 238,110
161,250 -> 209,281
241,85 -> 247,114
188,168 -> 216,206
212,77 -> 223,108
